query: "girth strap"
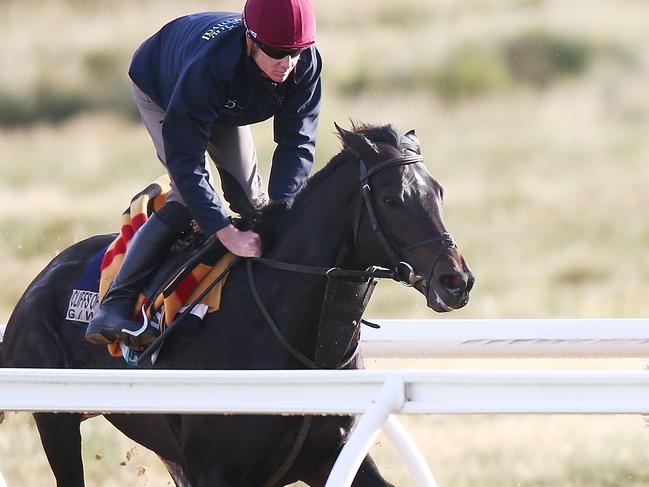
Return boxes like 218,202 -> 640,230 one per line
261,416 -> 313,487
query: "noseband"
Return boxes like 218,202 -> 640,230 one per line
352,153 -> 456,287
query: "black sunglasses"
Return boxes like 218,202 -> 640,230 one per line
250,35 -> 307,60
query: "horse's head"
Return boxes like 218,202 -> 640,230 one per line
336,123 -> 474,312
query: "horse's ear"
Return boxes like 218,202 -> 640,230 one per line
405,129 -> 418,141
403,129 -> 421,154
334,122 -> 380,160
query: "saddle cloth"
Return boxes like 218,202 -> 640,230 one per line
94,175 -> 235,357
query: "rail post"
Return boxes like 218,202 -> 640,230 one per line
325,373 -> 406,487
384,415 -> 438,486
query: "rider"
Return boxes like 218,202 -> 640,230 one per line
85,0 -> 321,346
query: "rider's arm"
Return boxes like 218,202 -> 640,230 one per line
162,61 -> 232,237
162,62 -> 262,257
269,47 -> 322,203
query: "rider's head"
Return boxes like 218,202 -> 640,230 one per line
243,0 -> 316,83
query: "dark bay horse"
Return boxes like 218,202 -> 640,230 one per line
1,123 -> 474,486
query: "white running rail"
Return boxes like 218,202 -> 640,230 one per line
361,318 -> 649,358
3,368 -> 649,415
3,368 -> 649,487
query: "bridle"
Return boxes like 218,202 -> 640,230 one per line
352,151 -> 457,288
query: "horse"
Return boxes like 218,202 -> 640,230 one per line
0,123 -> 474,486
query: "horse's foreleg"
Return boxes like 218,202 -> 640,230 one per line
351,455 -> 397,487
301,453 -> 395,487
34,412 -> 85,487
192,467 -> 237,487
160,457 -> 193,487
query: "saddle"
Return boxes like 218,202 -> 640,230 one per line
70,176 -> 236,360
107,232 -> 235,359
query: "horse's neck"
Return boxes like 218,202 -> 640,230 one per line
255,158 -> 362,368
269,159 -> 359,268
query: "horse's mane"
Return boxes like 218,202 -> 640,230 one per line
253,123 -> 400,245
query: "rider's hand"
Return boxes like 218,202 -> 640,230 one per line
216,224 -> 262,257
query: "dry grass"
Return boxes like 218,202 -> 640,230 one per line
1,0 -> 649,485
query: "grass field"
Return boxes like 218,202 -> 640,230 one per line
1,0 -> 649,485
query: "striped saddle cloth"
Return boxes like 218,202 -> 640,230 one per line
97,175 -> 235,358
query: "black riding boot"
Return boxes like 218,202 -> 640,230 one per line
85,203 -> 191,347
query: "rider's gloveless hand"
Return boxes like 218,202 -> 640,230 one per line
216,224 -> 262,257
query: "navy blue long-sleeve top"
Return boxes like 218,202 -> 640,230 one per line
129,12 -> 322,236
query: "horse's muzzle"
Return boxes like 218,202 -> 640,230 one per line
416,269 -> 474,312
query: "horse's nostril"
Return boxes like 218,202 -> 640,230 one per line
439,273 -> 466,295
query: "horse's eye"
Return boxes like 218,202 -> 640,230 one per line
382,197 -> 399,208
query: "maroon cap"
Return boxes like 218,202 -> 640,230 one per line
243,0 -> 316,49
